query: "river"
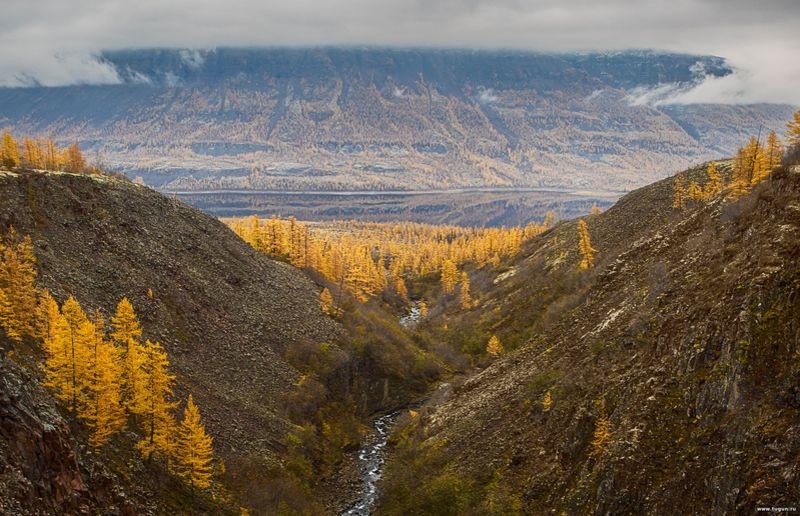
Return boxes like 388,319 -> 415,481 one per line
341,412 -> 399,515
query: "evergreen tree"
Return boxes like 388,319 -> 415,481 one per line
486,335 -> 504,357
577,220 -> 596,270
176,395 -> 215,490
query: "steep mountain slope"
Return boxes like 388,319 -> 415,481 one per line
0,48 -> 793,192
381,165 -> 800,513
0,169 -> 341,463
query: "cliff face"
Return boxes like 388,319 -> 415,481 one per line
382,165 -> 800,513
0,169 -> 341,469
0,48 -> 793,192
0,350 -> 148,515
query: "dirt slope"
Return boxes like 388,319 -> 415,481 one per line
384,165 -> 800,514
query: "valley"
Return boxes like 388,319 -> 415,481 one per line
1,50 -> 799,516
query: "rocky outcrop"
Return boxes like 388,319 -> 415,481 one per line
0,351 -> 139,515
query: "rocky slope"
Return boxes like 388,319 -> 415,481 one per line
0,169 -> 354,513
0,169 -> 343,463
0,48 -> 794,192
381,164 -> 800,513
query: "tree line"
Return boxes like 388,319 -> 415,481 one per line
673,111 -> 800,209
1,131 -> 91,174
0,229 -> 216,491
227,215 -> 555,307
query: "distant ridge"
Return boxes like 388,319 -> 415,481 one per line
0,48 -> 793,192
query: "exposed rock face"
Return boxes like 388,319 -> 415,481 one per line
0,352 -> 139,515
0,169 -> 342,467
0,48 -> 793,192
391,165 -> 800,513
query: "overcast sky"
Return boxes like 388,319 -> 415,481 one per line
1,0 -> 798,104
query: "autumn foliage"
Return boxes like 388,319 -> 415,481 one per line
227,215 -> 553,304
0,231 -> 217,490
0,131 -> 91,173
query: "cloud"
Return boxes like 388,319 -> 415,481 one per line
0,0 -> 797,103
179,49 -> 206,69
477,88 -> 499,104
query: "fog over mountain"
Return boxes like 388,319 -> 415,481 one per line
2,0 -> 799,105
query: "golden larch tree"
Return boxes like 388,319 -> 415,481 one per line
319,288 -> 334,315
176,394 -> 215,490
137,340 -> 178,461
83,313 -> 126,448
786,109 -> 800,149
765,131 -> 783,171
394,276 -> 409,301
486,335 -> 504,357
58,296 -> 92,413
0,229 -> 39,341
65,143 -> 86,173
687,181 -> 703,201
35,290 -> 61,342
22,137 -> 44,169
42,298 -> 70,396
111,297 -> 142,343
672,175 -> 685,209
111,298 -> 148,416
542,390 -> 553,412
1,132 -> 20,169
440,259 -> 458,295
577,220 -> 596,270
730,146 -> 751,199
703,162 -> 722,200
591,416 -> 613,456
459,272 -> 472,309
590,203 -> 602,216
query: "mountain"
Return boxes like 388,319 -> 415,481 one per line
0,48 -> 794,193
0,169 -> 438,513
379,163 -> 800,513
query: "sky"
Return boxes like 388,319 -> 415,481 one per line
0,0 -> 798,104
